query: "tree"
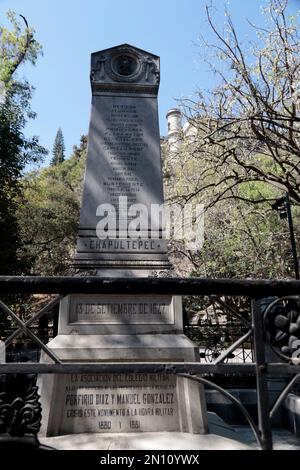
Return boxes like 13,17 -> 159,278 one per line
0,11 -> 46,274
178,0 -> 300,208
160,0 -> 300,281
17,137 -> 87,275
161,2 -> 300,280
0,11 -> 41,92
51,128 -> 65,166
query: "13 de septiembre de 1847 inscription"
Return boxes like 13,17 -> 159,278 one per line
68,295 -> 174,325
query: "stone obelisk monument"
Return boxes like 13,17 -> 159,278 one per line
74,44 -> 171,276
38,45 -> 207,438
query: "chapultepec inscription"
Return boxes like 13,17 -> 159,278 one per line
37,44 -> 208,438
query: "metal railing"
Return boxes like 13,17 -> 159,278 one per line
0,276 -> 300,450
184,323 -> 254,363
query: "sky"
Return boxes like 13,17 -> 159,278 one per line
1,0 -> 300,167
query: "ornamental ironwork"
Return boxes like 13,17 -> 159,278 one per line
0,385 -> 41,436
263,296 -> 300,362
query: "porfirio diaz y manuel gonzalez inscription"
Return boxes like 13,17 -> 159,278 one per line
61,373 -> 178,433
68,294 -> 173,325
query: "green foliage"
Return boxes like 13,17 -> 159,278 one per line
163,0 -> 300,280
0,11 -> 42,90
193,202 -> 292,279
16,137 -> 87,275
164,138 -> 298,279
0,11 -> 46,274
51,128 -> 65,166
179,0 -> 300,206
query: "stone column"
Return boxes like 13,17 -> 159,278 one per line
166,108 -> 182,154
73,44 -> 171,277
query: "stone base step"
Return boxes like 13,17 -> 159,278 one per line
39,431 -> 250,450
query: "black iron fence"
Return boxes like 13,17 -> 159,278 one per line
183,293 -> 254,364
1,276 -> 300,450
184,323 -> 254,363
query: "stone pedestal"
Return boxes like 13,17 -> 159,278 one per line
38,294 -> 208,436
38,334 -> 207,436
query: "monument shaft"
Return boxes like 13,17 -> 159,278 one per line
74,44 -> 170,275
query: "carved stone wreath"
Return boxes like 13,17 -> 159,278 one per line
263,296 -> 300,361
105,49 -> 143,83
93,48 -> 160,85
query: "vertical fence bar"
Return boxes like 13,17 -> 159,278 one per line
285,192 -> 299,280
251,298 -> 273,450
